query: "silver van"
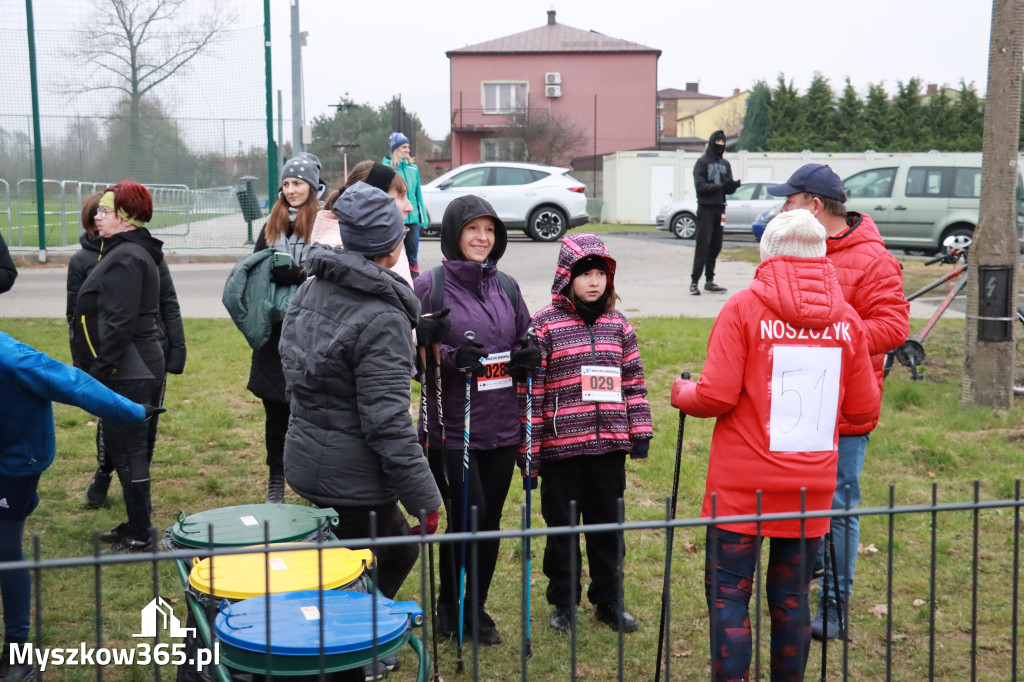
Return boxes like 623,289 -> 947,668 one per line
843,157 -> 1023,254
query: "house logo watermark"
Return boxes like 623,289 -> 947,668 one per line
134,597 -> 196,638
9,596 -> 217,671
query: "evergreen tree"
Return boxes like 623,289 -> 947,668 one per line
862,82 -> 893,150
836,78 -> 869,150
767,75 -> 806,151
925,87 -> 957,151
802,72 -> 837,151
891,78 -> 927,150
738,80 -> 772,151
952,80 -> 984,151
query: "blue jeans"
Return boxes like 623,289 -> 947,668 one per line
820,433 -> 869,599
404,223 -> 421,270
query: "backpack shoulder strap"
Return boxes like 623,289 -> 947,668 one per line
429,266 -> 445,313
496,271 -> 520,317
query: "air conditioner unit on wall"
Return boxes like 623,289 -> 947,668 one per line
545,85 -> 562,98
545,72 -> 562,85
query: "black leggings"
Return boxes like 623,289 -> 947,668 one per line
332,503 -> 415,600
100,378 -> 164,539
262,399 -> 290,470
427,445 -> 516,612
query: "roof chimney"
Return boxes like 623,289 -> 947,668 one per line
685,82 -> 699,92
733,88 -> 740,96
926,83 -> 938,95
547,9 -> 556,25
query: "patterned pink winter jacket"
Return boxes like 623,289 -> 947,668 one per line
520,234 -> 652,476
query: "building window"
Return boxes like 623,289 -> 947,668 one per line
657,100 -> 665,109
482,82 -> 528,114
481,138 -> 527,161
657,115 -> 664,132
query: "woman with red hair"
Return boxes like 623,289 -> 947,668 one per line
71,180 -> 168,554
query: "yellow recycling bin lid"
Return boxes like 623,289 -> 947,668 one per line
188,545 -> 373,601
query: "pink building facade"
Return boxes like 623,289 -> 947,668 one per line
447,11 -> 660,167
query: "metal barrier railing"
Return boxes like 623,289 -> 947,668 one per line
0,482 -> 1020,681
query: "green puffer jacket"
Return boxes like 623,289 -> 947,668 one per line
382,155 -> 429,226
222,250 -> 297,351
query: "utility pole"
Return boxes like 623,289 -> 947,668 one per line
290,0 -> 307,154
963,0 -> 1024,406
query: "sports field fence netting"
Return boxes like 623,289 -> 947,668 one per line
1,0 -> 273,252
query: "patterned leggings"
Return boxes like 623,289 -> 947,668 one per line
705,527 -> 822,682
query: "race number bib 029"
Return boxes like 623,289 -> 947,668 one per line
477,351 -> 512,391
581,365 -> 623,402
769,346 -> 841,452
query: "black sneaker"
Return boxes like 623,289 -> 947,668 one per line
0,661 -> 35,681
549,605 -> 573,633
101,535 -> 156,555
85,469 -> 113,508
689,282 -> 701,296
704,281 -> 728,293
594,602 -> 638,633
471,609 -> 501,646
811,595 -> 845,641
99,523 -> 130,543
435,604 -> 457,640
361,659 -> 388,681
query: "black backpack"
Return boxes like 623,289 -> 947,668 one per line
428,265 -> 520,317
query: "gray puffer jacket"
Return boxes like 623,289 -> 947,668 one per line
279,244 -> 441,516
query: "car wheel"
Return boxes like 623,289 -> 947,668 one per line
670,213 -> 696,239
527,207 -> 568,242
421,224 -> 441,238
940,225 -> 973,251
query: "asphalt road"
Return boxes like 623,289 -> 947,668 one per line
2,230 -> 1011,321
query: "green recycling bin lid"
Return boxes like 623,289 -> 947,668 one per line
169,503 -> 338,549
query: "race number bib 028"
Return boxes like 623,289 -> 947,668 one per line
477,351 -> 512,392
769,346 -> 841,452
581,365 -> 623,402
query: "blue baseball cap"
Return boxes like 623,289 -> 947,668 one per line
767,163 -> 847,202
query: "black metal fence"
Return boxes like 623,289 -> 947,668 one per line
3,482 -> 1021,681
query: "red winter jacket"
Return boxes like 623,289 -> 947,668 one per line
672,256 -> 879,538
826,213 -> 909,435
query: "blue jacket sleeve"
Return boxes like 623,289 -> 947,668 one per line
7,335 -> 146,422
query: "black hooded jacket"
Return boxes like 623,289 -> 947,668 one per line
67,231 -> 187,374
72,228 -> 166,381
0,234 -> 16,294
693,130 -> 735,208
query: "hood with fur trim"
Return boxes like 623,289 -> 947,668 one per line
551,233 -> 617,306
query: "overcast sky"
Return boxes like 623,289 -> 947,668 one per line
269,0 -> 995,142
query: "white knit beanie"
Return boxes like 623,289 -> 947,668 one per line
759,208 -> 827,260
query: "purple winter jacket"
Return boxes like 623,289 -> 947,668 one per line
414,195 -> 532,451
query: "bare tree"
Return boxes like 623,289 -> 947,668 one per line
503,109 -> 589,166
962,0 -> 1023,406
67,0 -> 232,175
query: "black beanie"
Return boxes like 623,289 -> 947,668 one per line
571,255 -> 609,280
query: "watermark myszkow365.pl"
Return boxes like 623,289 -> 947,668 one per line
9,597 -> 220,672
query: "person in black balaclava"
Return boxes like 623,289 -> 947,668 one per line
689,130 -> 740,295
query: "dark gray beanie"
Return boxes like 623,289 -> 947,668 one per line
281,154 -> 326,198
332,182 -> 406,257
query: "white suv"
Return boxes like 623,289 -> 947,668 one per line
422,162 -> 590,242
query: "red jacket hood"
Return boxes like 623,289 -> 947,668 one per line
749,256 -> 845,330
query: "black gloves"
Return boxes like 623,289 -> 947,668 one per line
725,179 -> 742,194
270,264 -> 306,286
508,337 -> 542,382
416,307 -> 451,348
630,439 -> 650,460
455,339 -> 488,377
143,405 -> 166,421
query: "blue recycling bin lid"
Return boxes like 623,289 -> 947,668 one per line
214,590 -> 423,656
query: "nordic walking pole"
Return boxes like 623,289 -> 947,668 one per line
419,347 -> 442,682
655,371 -> 690,682
456,330 -> 476,674
523,327 -> 537,662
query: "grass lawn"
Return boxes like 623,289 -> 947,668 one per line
2,313 -> 1022,681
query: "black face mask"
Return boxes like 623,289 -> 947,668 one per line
714,142 -> 725,157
